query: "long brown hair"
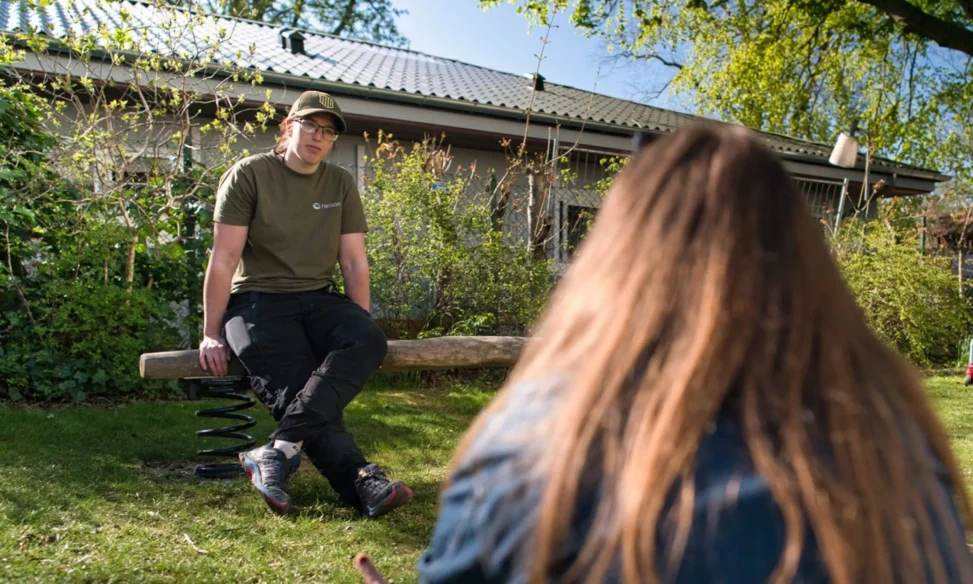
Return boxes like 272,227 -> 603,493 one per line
274,117 -> 294,154
449,124 -> 973,583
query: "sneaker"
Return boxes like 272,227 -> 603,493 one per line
354,463 -> 413,518
239,445 -> 294,515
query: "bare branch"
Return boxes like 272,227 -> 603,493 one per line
553,64 -> 603,163
521,11 -> 557,150
857,0 -> 973,57
331,0 -> 359,36
611,45 -> 685,70
4,221 -> 36,326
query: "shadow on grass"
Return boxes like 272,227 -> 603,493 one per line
0,382 -> 495,559
0,380 -> 497,583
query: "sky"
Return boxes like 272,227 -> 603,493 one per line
390,0 -> 688,112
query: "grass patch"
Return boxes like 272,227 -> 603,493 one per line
4,374 -> 973,582
926,375 -> 973,485
0,377 -> 496,583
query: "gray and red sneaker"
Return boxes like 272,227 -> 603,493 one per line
239,445 -> 299,515
354,463 -> 413,518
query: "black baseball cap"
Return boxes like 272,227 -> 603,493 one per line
288,90 -> 346,133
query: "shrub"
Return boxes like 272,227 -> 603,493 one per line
0,86 -> 196,400
361,134 -> 554,338
833,219 -> 972,368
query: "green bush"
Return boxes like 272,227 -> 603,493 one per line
0,280 -> 183,401
361,134 -> 553,338
0,86 -> 198,401
1,12 -> 281,401
833,219 -> 972,368
0,198 -> 191,401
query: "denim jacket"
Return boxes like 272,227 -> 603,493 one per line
417,377 -> 972,583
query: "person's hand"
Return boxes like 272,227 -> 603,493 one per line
354,553 -> 388,584
199,334 -> 231,377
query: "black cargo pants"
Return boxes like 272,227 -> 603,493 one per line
222,285 -> 388,509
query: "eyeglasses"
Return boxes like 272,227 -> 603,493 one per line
296,118 -> 339,141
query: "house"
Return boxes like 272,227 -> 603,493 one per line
1,0 -> 950,266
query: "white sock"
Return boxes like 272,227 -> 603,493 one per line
272,439 -> 302,459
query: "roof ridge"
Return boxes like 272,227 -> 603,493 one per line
65,0 -> 721,125
115,0 -> 653,100
5,0 -> 947,179
114,0 -> 514,71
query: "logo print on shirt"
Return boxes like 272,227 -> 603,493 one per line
313,202 -> 341,210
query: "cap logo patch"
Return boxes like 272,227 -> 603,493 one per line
318,94 -> 335,108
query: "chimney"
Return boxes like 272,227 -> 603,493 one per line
279,29 -> 306,55
526,72 -> 545,91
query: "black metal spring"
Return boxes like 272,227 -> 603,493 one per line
186,377 -> 257,479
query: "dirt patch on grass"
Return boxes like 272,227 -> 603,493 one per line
138,460 -> 200,482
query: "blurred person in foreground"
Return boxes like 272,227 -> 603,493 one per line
354,124 -> 973,583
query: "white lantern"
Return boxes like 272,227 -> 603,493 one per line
829,132 -> 859,168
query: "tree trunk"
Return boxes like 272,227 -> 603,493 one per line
290,0 -> 305,27
490,177 -> 511,233
125,234 -> 137,285
527,170 -> 553,261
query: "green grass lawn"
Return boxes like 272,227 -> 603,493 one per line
926,375 -> 973,486
2,374 -> 973,583
0,376 -> 496,583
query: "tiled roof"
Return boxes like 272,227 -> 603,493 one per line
1,0 -> 945,178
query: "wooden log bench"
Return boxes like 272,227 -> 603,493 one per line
139,336 -> 527,479
139,335 -> 528,379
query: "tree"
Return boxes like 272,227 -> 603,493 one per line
189,0 -> 408,47
482,0 -> 973,178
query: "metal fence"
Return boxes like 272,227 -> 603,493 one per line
796,177 -> 847,221
496,178 -> 853,267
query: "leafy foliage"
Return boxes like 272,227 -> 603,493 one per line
0,85 -> 194,401
361,134 -> 554,338
833,216 -> 972,368
484,0 -> 973,180
0,0 -> 271,401
186,0 -> 409,47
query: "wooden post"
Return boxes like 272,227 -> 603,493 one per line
139,336 -> 528,380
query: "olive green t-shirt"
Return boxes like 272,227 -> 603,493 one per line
213,152 -> 367,294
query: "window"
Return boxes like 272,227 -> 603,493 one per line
795,178 -> 845,220
112,170 -> 151,189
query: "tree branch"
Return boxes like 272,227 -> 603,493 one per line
4,221 -> 36,326
289,0 -> 305,28
959,0 -> 973,21
331,0 -> 358,36
623,50 -> 684,69
856,0 -> 973,57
